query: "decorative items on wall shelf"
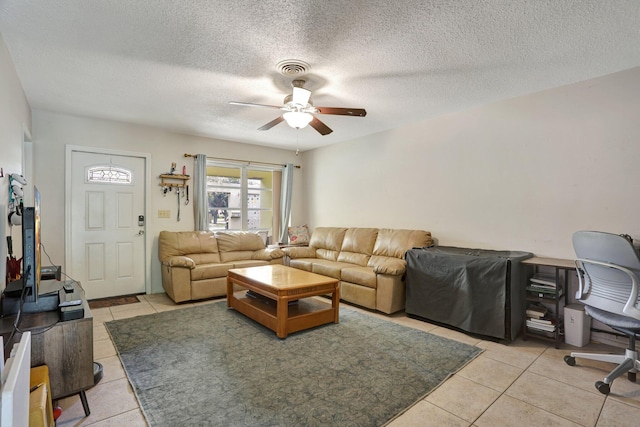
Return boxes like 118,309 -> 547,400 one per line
159,162 -> 190,190
159,163 -> 190,222
159,174 -> 190,189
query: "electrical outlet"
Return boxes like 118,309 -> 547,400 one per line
158,210 -> 170,219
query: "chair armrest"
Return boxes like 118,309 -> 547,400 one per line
163,256 -> 196,269
283,246 -> 317,259
575,260 -> 590,299
252,248 -> 285,261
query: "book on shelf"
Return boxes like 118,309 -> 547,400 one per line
526,304 -> 548,318
526,319 -> 556,332
530,274 -> 557,287
528,282 -> 556,290
526,327 -> 557,339
528,317 -> 555,326
527,284 -> 558,292
527,286 -> 563,298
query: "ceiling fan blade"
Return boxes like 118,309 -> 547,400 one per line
309,116 -> 333,135
315,107 -> 367,117
229,101 -> 283,110
258,116 -> 285,131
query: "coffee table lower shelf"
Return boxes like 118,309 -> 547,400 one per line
229,291 -> 336,338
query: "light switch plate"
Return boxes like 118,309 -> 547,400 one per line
158,210 -> 170,219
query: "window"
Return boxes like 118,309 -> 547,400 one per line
86,165 -> 132,184
206,163 -> 278,239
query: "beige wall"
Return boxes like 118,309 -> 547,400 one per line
6,26 -> 640,292
0,34 -> 32,289
303,67 -> 640,259
32,110 -> 303,293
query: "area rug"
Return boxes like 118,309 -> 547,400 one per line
105,301 -> 482,427
88,294 -> 141,309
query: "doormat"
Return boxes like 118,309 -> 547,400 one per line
89,295 -> 141,309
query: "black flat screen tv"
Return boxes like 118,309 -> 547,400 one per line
21,186 -> 41,303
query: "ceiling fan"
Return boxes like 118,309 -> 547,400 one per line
229,79 -> 366,135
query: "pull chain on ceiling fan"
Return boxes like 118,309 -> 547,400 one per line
230,79 -> 366,135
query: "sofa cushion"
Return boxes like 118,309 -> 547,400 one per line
337,228 -> 378,266
231,260 -> 270,268
289,258 -> 315,272
189,253 -> 224,265
252,248 -> 285,261
284,246 -> 316,259
311,260 -> 354,279
220,250 -> 260,263
372,229 -> 432,258
191,263 -> 234,281
341,265 -> 377,289
309,227 -> 348,261
215,231 -> 265,252
159,231 -> 220,263
368,229 -> 431,274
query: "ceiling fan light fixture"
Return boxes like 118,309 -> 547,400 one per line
283,111 -> 313,129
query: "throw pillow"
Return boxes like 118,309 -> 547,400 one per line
288,224 -> 310,245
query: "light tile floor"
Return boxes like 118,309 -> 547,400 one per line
55,294 -> 640,426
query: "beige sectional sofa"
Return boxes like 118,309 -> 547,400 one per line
283,227 -> 433,314
158,230 -> 285,303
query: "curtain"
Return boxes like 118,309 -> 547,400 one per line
193,154 -> 208,231
279,163 -> 294,243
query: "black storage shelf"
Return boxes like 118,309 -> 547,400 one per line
521,257 -> 575,348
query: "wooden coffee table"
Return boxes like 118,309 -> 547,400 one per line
227,264 -> 339,338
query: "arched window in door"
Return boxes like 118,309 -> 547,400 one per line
86,165 -> 133,184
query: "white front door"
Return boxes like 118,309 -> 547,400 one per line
68,150 -> 146,299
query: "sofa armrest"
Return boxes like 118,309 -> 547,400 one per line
371,258 -> 406,275
164,256 -> 196,269
252,248 -> 285,261
161,258 -> 193,303
283,246 -> 317,259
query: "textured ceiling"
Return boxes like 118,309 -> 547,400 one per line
1,1 -> 639,151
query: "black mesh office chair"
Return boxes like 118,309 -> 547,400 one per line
564,230 -> 640,394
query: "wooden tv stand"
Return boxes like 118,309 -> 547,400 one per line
1,280 -> 94,414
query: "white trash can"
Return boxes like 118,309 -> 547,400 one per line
564,304 -> 591,347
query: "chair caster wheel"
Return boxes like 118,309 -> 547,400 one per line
564,355 -> 576,366
595,381 -> 610,394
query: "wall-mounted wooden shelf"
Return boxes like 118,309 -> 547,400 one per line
159,174 -> 190,188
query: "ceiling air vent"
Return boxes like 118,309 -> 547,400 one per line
276,60 -> 310,77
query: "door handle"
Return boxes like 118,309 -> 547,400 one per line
138,230 -> 145,235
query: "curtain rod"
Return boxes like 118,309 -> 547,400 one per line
184,153 -> 300,169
